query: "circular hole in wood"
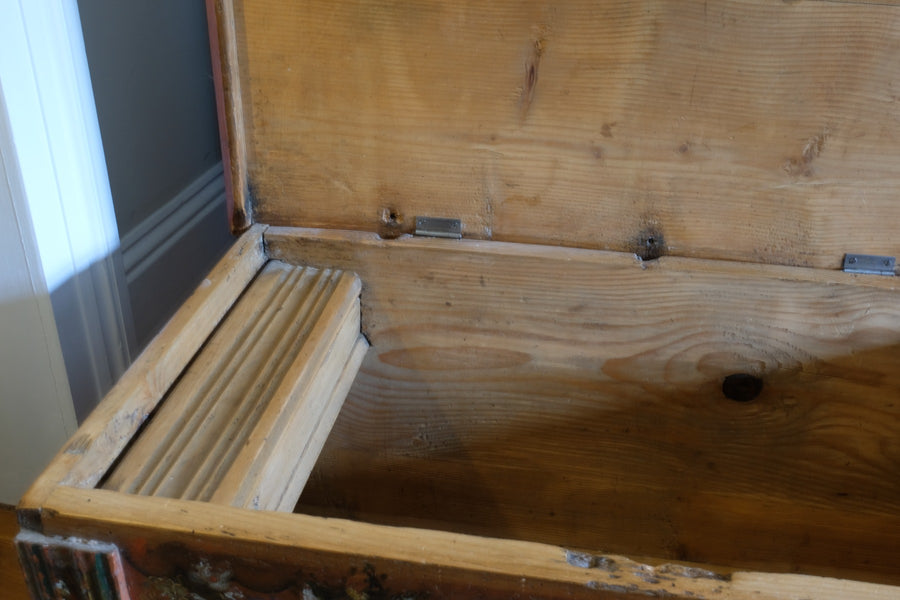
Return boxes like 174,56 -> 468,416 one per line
632,227 -> 665,261
722,373 -> 763,402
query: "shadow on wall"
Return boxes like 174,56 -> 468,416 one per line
52,181 -> 235,424
0,163 -> 231,504
50,252 -> 134,424
0,292 -> 75,503
117,163 -> 235,354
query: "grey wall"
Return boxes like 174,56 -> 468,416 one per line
77,0 -> 222,235
76,0 -> 234,351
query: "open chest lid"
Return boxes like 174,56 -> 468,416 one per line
208,0 -> 900,270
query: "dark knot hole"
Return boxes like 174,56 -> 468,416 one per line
722,373 -> 763,402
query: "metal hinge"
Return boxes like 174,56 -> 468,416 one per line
842,254 -> 895,276
414,216 -> 462,239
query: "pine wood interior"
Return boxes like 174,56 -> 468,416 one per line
203,0 -> 900,588
223,0 -> 900,269
17,224 -> 900,598
259,228 -> 900,586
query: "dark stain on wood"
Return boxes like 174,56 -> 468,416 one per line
519,37 -> 545,120
121,541 -> 575,600
377,207 -> 406,239
631,227 -> 666,261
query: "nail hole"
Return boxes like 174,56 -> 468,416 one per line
722,373 -> 763,402
378,207 -> 405,239
848,257 -> 857,264
632,228 -> 665,261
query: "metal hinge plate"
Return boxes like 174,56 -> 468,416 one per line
842,254 -> 896,276
414,216 -> 462,239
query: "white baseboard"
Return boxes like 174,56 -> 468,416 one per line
120,161 -> 234,349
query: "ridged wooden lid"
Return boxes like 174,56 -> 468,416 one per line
210,0 -> 900,269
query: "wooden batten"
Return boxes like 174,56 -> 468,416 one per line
35,486 -> 900,600
103,261 -> 366,512
216,0 -> 900,268
207,0 -> 251,232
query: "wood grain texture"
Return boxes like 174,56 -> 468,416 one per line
255,334 -> 369,512
223,0 -> 900,268
18,225 -> 264,529
207,0 -> 251,232
0,505 -> 29,600
263,227 -> 900,585
38,486 -> 900,600
104,261 -> 364,512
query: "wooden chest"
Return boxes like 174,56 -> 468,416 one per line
17,1 -> 900,598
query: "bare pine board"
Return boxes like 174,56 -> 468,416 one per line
104,261 -> 364,512
249,334 -> 369,512
37,486 -> 900,600
18,225 -> 265,526
264,227 -> 900,585
207,0 -> 250,231
221,0 -> 900,268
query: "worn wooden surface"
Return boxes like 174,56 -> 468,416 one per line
17,225 -> 264,528
37,486 -> 900,600
16,531 -> 128,600
104,261 -> 365,512
222,0 -> 900,268
207,0 -> 250,232
263,227 -> 900,585
0,505 -> 28,600
252,334 -> 369,512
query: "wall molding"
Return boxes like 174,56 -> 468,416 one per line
120,161 -> 232,349
121,161 -> 226,285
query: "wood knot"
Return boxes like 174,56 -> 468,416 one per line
519,37 -> 545,120
722,373 -> 763,402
